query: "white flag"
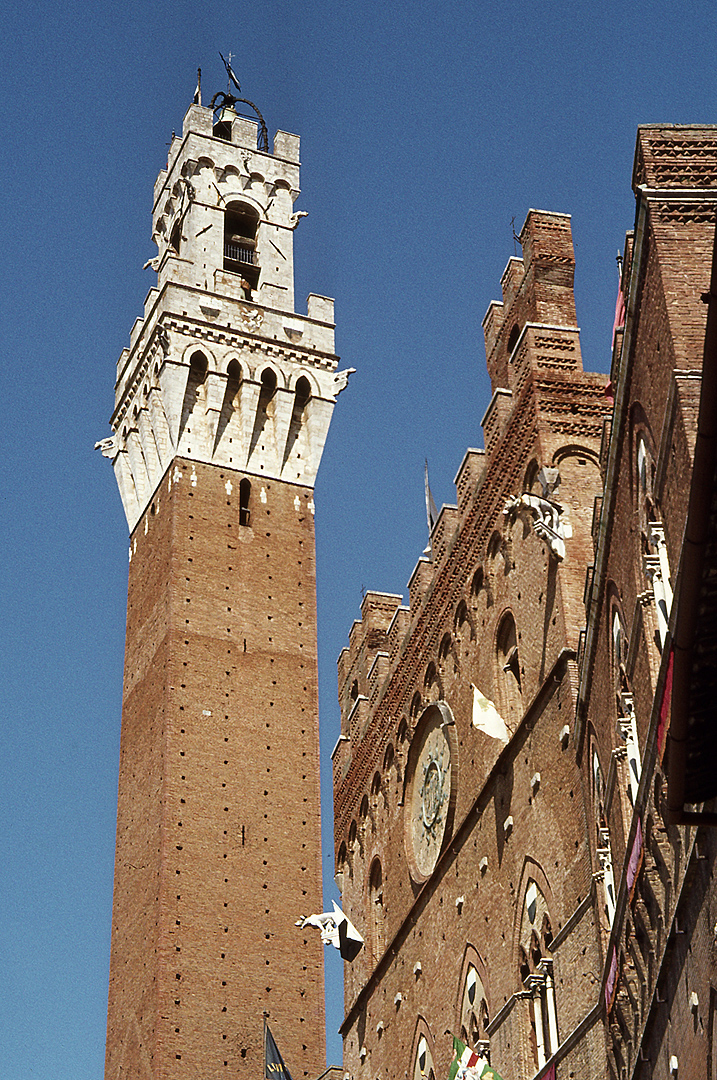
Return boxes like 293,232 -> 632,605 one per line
471,684 -> 509,743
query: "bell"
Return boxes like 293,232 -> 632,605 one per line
217,105 -> 237,124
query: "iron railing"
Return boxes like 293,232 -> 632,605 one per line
224,240 -> 257,265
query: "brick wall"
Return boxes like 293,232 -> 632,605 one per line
105,459 -> 326,1080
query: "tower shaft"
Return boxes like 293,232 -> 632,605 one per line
102,95 -> 349,1080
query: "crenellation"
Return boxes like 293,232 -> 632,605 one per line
407,556 -> 433,612
367,651 -> 390,706
430,504 -> 459,569
481,299 -> 504,359
500,256 -> 525,308
453,449 -> 485,515
481,387 -> 513,458
273,130 -> 301,163
387,605 -> 411,666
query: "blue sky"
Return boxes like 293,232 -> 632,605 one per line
2,1 -> 717,1075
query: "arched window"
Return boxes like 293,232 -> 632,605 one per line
294,375 -> 311,408
223,202 -> 260,294
424,662 -> 441,703
635,431 -> 658,540
179,350 -> 209,442
226,358 -> 242,390
518,879 -> 559,1067
413,1035 -> 435,1080
189,350 -> 208,382
497,612 -> 523,723
259,367 -> 277,399
592,745 -> 606,831
239,478 -> 251,527
523,458 -> 540,494
460,964 -> 489,1048
507,322 -> 521,355
369,858 -> 385,958
454,600 -> 473,652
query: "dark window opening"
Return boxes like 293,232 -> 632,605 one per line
369,858 -> 385,957
170,220 -> 182,255
239,479 -> 251,527
224,203 -> 260,295
519,947 -> 530,984
497,612 -> 523,722
507,322 -> 521,355
213,118 -> 232,140
259,368 -> 277,400
189,351 -> 208,384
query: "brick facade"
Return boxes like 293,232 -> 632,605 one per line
334,129 -> 717,1080
106,463 -> 325,1079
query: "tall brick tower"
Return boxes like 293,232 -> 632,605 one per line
99,91 -> 350,1080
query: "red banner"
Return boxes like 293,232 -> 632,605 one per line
657,649 -> 674,762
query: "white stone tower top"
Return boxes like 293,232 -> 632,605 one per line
98,95 -> 352,532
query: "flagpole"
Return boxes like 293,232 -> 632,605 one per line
263,1011 -> 268,1079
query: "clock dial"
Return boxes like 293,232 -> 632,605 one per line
405,704 -> 455,881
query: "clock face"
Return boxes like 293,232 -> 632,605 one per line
405,705 -> 454,881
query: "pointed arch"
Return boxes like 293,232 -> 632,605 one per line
512,856 -> 556,979
409,1018 -> 437,1080
455,944 -> 491,1046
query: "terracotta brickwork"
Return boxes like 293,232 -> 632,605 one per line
334,211 -> 613,1080
335,128 -> 717,1080
576,125 -> 717,1079
105,461 -> 325,1079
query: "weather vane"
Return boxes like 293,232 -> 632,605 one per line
210,52 -> 269,153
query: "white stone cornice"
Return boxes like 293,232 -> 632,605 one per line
105,335 -> 353,530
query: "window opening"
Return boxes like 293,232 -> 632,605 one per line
223,203 -> 260,295
239,479 -> 251,527
497,613 -> 522,723
369,858 -> 385,958
170,219 -> 182,255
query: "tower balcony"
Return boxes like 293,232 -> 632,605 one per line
223,239 -> 258,267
